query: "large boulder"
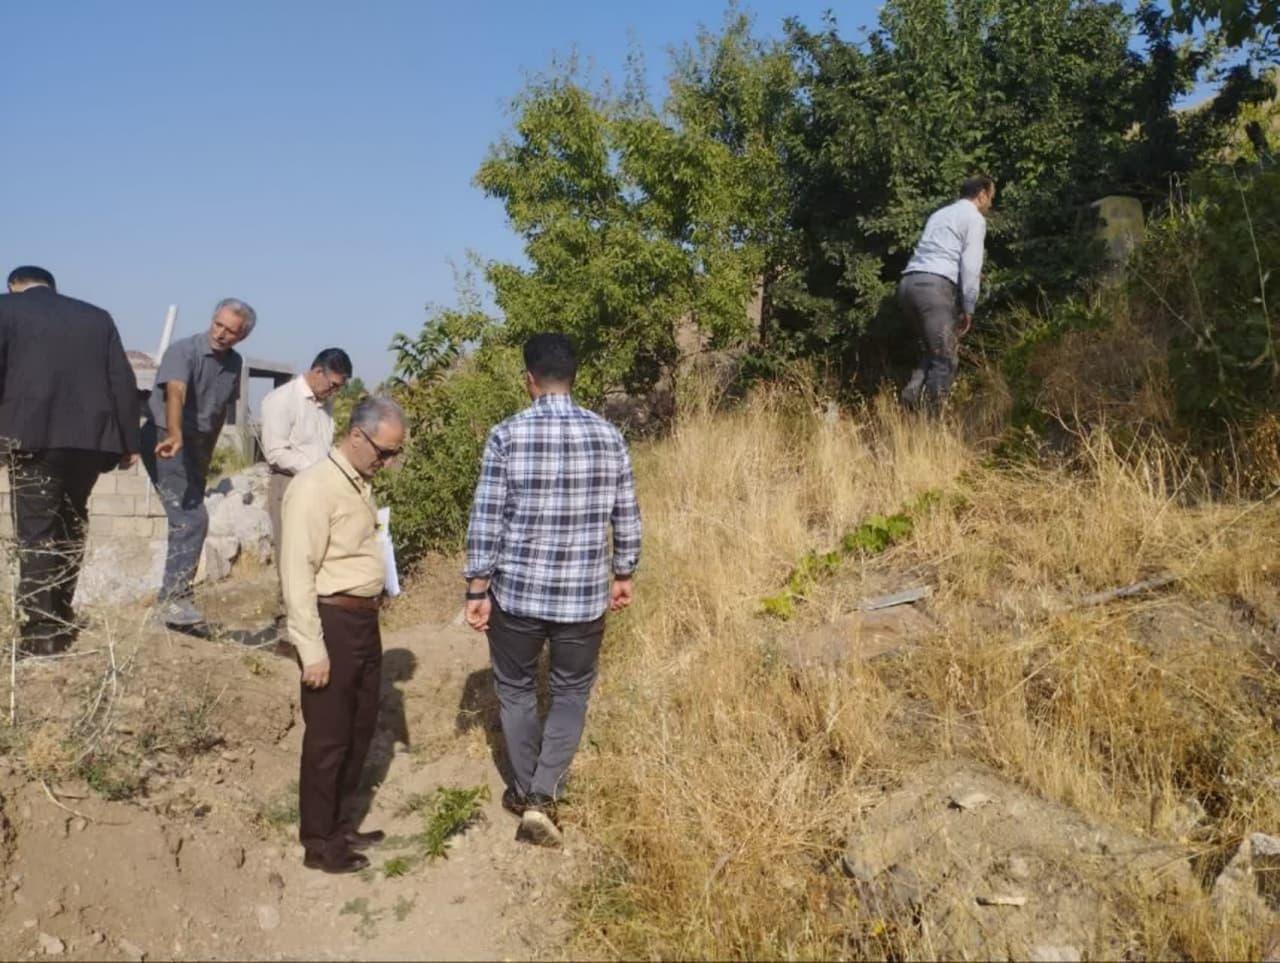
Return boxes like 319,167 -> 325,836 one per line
206,489 -> 273,564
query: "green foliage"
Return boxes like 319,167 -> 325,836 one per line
1172,0 -> 1279,52
258,780 -> 300,829
477,12 -> 793,402
772,0 -> 1236,381
1132,166 -> 1280,427
330,376 -> 367,442
421,785 -> 489,859
760,492 -> 939,619
381,280 -> 527,566
381,855 -> 412,878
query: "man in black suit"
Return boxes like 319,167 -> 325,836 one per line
0,266 -> 140,656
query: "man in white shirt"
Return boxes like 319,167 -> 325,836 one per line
899,174 -> 996,410
261,348 -> 352,607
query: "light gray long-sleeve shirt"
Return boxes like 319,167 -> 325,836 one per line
903,198 -> 987,315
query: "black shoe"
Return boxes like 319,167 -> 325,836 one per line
18,628 -> 73,658
344,829 -> 385,850
167,621 -> 214,639
303,849 -> 370,874
515,793 -> 563,848
502,787 -> 528,818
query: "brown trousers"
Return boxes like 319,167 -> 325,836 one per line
298,604 -> 382,858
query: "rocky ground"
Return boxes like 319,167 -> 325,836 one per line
0,571 -> 574,961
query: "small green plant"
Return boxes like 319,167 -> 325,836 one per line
422,785 -> 489,859
77,753 -> 144,801
760,492 -> 939,620
340,897 -> 383,939
258,780 -> 300,830
393,895 -> 416,922
382,855 -> 412,878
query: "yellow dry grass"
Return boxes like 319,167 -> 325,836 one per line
569,385 -> 1280,960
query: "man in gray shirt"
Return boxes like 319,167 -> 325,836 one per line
142,298 -> 255,631
899,174 -> 995,411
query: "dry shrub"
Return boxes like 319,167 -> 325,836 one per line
571,385 -> 1280,960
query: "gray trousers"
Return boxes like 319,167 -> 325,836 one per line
898,272 -> 961,410
268,470 -> 292,614
486,599 -> 606,800
141,421 -> 212,604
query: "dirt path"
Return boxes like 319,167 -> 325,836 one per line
0,589 -> 575,961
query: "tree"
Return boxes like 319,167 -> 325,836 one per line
476,12 -> 794,404
771,0 -> 1234,384
1171,0 -> 1280,54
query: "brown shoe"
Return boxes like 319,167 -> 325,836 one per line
303,849 -> 370,874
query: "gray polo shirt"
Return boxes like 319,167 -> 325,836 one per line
146,332 -> 243,442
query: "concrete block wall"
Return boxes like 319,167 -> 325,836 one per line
0,461 -> 170,605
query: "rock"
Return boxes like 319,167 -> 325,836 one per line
949,791 -> 994,811
226,845 -> 246,869
256,904 -> 281,932
976,894 -> 1028,907
1214,832 -> 1280,917
44,900 -> 63,917
1029,946 -> 1082,962
196,535 -> 239,584
1004,855 -> 1033,882
88,932 -> 104,946
207,491 -> 272,562
36,933 -> 64,956
21,919 -> 37,929
69,818 -> 86,834
117,937 -> 146,961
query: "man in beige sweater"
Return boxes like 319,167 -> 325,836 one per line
280,395 -> 405,874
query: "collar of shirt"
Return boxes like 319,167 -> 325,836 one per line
295,374 -> 325,407
532,392 -> 574,412
328,447 -> 372,496
199,335 -> 239,367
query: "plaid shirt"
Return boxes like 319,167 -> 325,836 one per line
464,392 -> 642,623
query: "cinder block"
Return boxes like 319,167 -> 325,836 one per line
0,468 -> 9,494
92,473 -> 118,495
115,473 -> 151,497
88,515 -> 115,537
89,494 -> 135,517
0,494 -> 8,514
114,517 -> 155,538
0,514 -> 12,537
151,518 -> 169,538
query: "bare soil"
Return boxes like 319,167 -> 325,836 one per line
0,572 -> 574,961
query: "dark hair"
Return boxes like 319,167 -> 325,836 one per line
960,174 -> 995,200
7,266 -> 56,291
523,333 -> 578,385
311,347 -> 353,378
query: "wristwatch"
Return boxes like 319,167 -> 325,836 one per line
465,589 -> 488,601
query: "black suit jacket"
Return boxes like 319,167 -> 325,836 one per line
0,286 -> 140,455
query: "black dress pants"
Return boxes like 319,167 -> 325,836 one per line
10,449 -> 114,639
298,604 -> 382,858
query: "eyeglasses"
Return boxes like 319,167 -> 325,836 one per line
357,427 -> 401,461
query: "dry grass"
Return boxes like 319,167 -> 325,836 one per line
569,385 -> 1280,960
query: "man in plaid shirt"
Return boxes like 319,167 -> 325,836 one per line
464,333 -> 641,848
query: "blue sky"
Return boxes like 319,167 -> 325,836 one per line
1,0 -> 860,385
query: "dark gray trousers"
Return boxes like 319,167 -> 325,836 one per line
486,599 -> 606,800
141,421 -> 211,604
898,272 -> 961,410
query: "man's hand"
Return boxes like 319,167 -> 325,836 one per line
301,657 -> 331,690
119,453 -> 139,470
465,596 -> 492,632
957,313 -> 973,338
155,434 -> 183,459
609,577 -> 634,613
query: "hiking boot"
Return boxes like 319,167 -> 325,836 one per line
303,849 -> 370,875
515,794 -> 563,848
502,787 -> 528,818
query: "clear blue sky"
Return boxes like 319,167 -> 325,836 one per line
1,0 -> 865,385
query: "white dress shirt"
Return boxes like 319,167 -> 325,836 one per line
903,198 -> 987,315
261,375 -> 334,475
